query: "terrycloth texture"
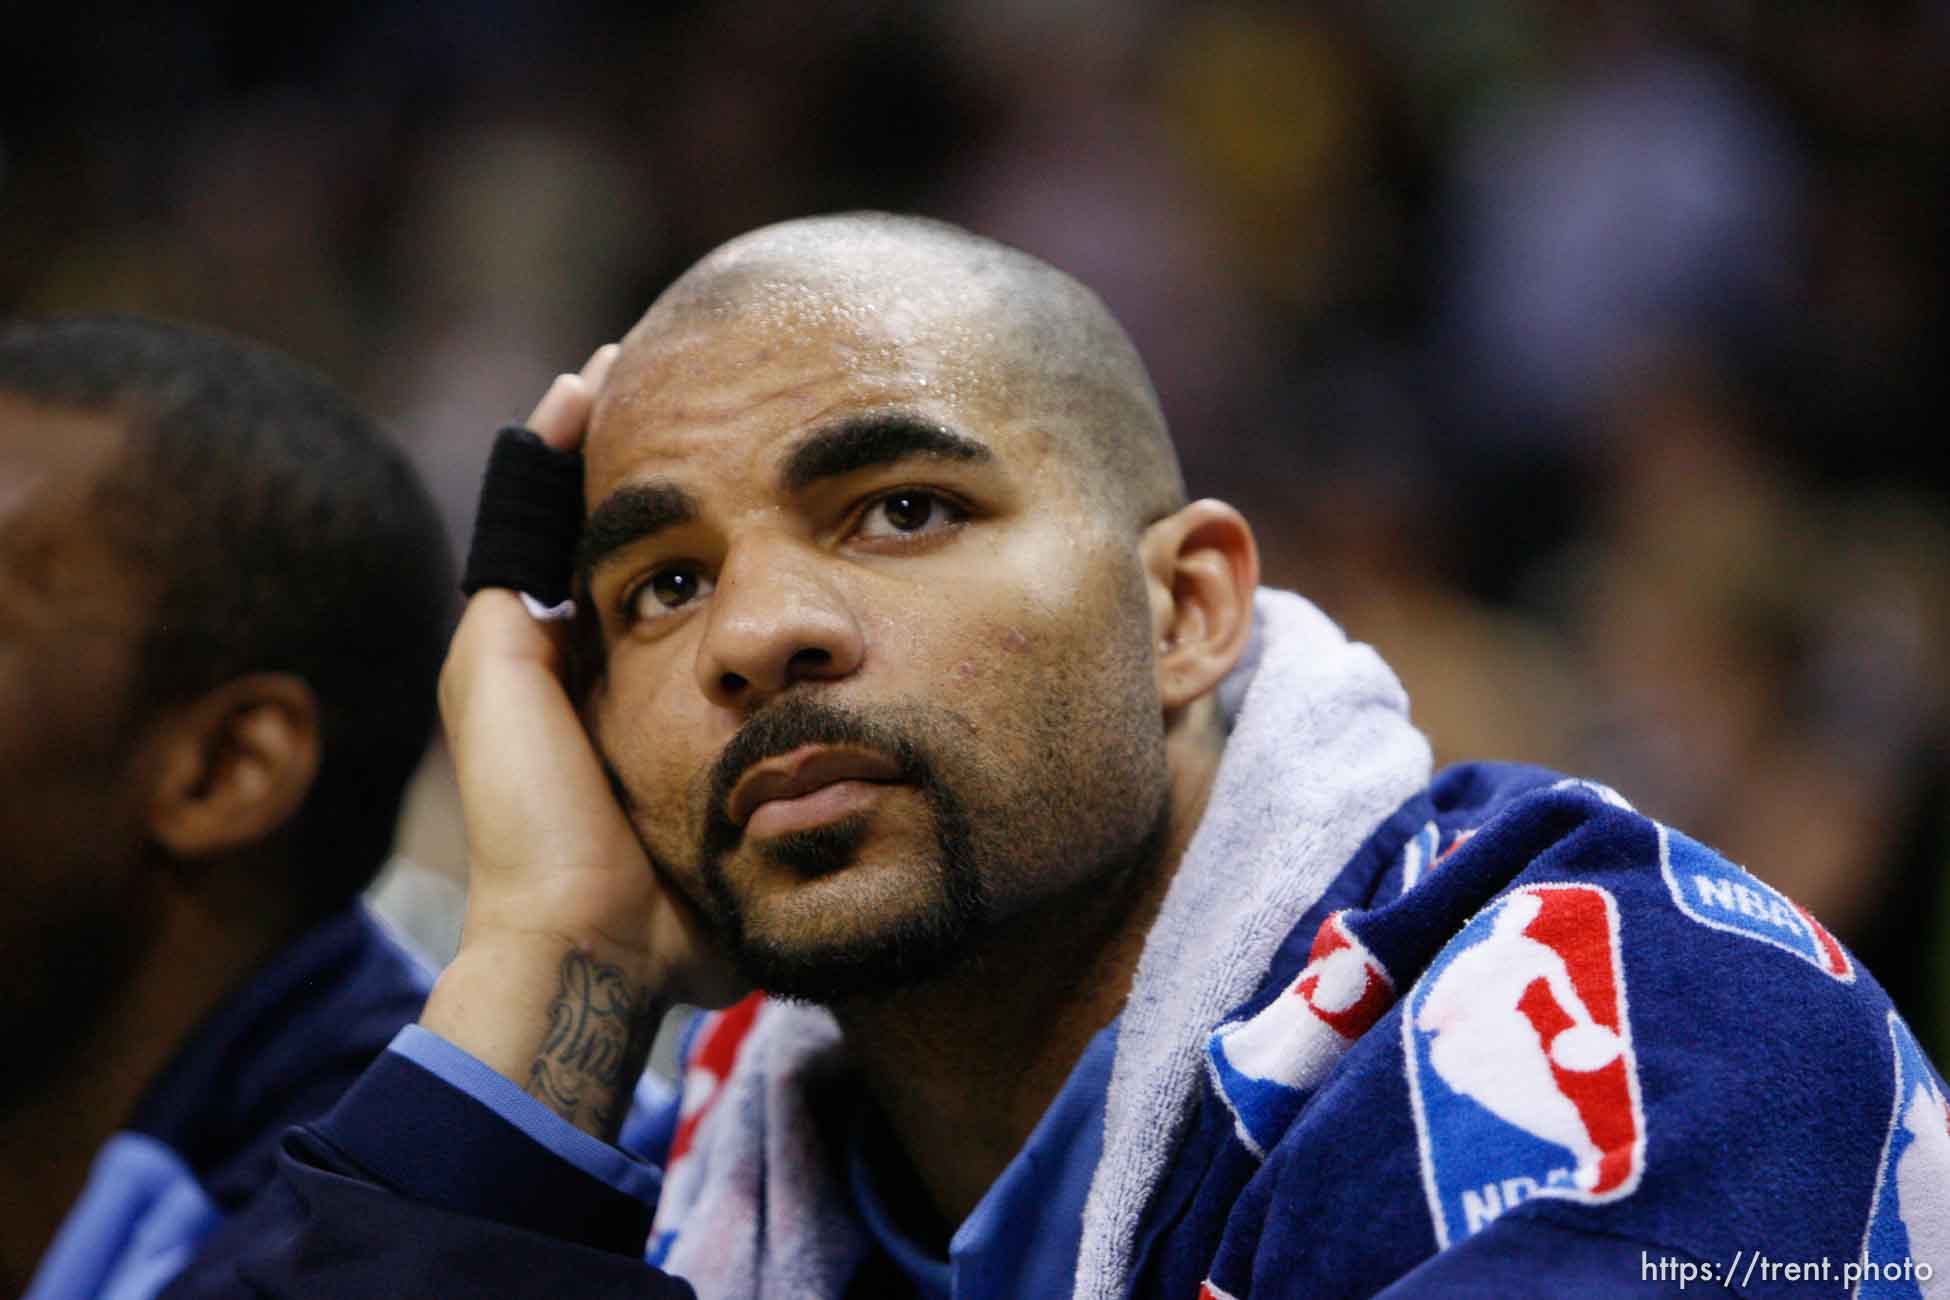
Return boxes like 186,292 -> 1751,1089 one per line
1073,589 -> 1431,1297
650,1002 -> 864,1296
647,588 -> 1431,1298
1176,771 -> 1950,1298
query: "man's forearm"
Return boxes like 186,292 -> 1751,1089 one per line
524,948 -> 664,1136
420,931 -> 664,1142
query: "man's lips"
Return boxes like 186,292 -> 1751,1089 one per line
724,744 -> 906,833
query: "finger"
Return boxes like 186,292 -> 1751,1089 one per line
441,599 -> 652,902
525,373 -> 588,450
572,343 -> 621,449
580,341 -> 620,392
439,592 -> 562,732
525,344 -> 620,451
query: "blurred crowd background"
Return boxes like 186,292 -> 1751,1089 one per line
5,0 -> 1947,1049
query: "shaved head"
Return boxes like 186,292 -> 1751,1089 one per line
621,212 -> 1186,529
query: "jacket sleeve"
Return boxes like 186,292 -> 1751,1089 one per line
160,1030 -> 697,1299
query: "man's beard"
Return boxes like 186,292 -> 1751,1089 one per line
691,695 -> 992,1005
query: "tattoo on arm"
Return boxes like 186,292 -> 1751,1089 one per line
524,950 -> 661,1139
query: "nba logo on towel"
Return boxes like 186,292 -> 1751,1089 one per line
1404,883 -> 1644,1247
1856,1011 -> 1950,1299
1208,911 -> 1395,1158
1659,826 -> 1853,982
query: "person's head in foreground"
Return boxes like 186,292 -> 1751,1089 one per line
573,213 -> 1259,1006
0,314 -> 451,1126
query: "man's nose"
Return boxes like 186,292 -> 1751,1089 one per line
694,538 -> 865,709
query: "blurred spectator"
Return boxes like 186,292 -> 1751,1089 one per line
373,117 -> 657,551
933,0 -> 1262,450
1440,50 -> 1801,451
0,316 -> 449,1296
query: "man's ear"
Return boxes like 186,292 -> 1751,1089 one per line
1140,499 -> 1259,712
145,673 -> 322,860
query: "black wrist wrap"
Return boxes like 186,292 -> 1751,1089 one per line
460,426 -> 584,605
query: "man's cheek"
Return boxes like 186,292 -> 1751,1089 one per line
589,693 -> 673,820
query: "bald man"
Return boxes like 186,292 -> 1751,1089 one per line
213,216 -> 1948,1299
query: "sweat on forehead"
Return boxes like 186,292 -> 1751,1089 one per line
612,213 -> 1187,526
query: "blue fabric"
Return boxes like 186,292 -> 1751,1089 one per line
847,1019 -> 1118,1299
22,905 -> 427,1300
289,1044 -> 659,1253
132,906 -> 432,1212
204,765 -> 1950,1298
208,1148 -> 696,1300
848,1141 -> 951,1299
391,1024 -> 666,1206
25,1134 -> 219,1300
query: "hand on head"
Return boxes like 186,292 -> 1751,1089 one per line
426,344 -> 746,1137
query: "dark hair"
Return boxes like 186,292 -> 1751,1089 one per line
0,314 -> 455,917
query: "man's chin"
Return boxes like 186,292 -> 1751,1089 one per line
713,852 -> 990,1006
729,910 -> 981,1006
751,811 -> 873,879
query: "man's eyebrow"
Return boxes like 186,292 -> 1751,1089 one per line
779,412 -> 992,493
576,481 -> 700,580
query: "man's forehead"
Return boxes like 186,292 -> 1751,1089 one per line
586,291 -> 1012,483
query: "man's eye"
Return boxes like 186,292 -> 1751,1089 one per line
627,563 -> 714,621
856,491 -> 966,540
